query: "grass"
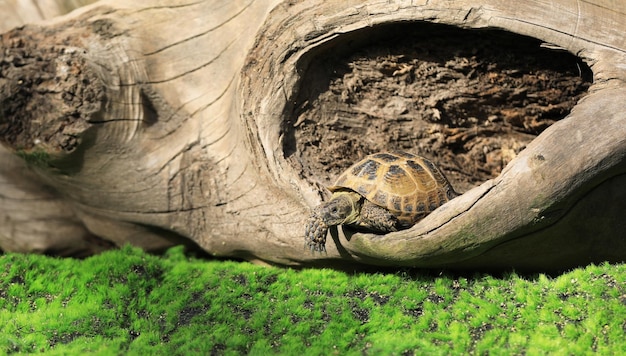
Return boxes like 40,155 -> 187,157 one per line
0,245 -> 625,355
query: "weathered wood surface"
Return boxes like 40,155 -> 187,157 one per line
0,0 -> 624,270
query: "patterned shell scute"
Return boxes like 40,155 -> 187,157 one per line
329,151 -> 456,224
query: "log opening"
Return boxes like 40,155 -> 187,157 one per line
283,22 -> 592,194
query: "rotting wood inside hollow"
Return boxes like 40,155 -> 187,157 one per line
284,22 -> 592,194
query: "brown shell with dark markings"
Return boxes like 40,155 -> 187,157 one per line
329,151 -> 458,225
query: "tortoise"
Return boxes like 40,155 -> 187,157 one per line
305,151 -> 458,252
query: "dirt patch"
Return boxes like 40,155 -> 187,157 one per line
285,23 -> 591,193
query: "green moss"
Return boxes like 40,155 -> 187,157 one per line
1,245 -> 625,354
15,148 -> 51,167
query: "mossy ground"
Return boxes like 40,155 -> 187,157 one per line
1,246 -> 625,355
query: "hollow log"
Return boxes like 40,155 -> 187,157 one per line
0,0 -> 625,270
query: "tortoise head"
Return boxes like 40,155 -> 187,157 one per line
305,191 -> 362,252
320,191 -> 362,226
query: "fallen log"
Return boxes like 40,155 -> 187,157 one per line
1,0 -> 625,270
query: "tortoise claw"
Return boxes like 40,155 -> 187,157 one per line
309,242 -> 327,254
304,236 -> 327,254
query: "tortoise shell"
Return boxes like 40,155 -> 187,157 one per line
328,151 -> 457,225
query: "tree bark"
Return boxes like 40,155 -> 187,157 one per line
0,0 -> 103,256
1,0 -> 625,270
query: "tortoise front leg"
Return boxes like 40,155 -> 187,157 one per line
305,207 -> 329,252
